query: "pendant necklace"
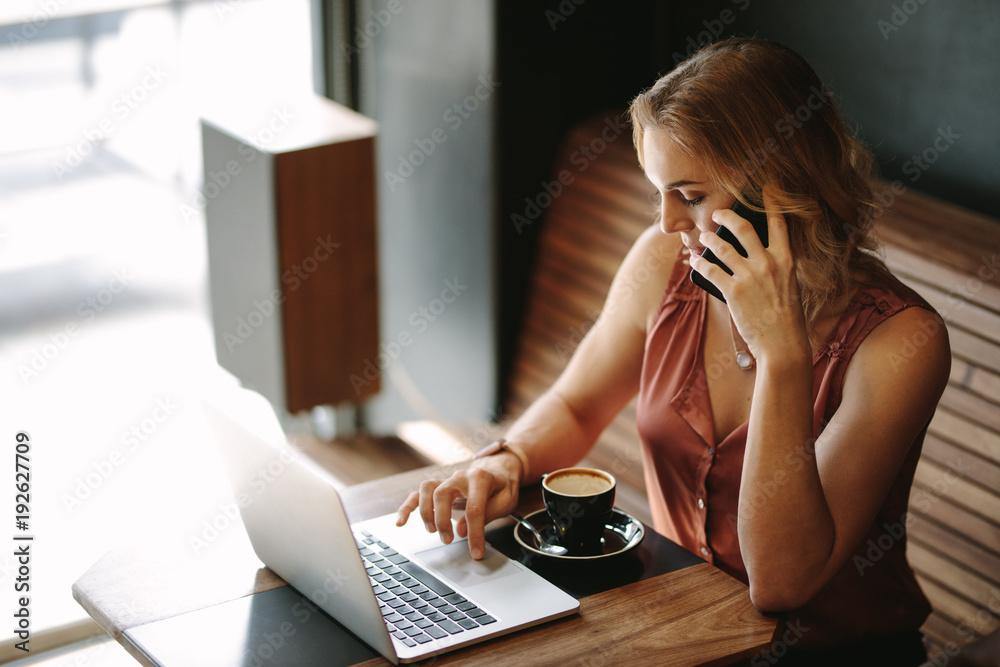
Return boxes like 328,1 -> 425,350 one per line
729,317 -> 755,371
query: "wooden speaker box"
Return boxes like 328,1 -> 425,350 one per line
201,94 -> 379,413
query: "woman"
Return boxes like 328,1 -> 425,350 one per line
396,37 -> 950,664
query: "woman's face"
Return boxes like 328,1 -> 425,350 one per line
641,127 -> 736,254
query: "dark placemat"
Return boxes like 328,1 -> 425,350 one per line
124,585 -> 379,667
485,518 -> 703,599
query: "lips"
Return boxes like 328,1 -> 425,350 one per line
680,233 -> 705,255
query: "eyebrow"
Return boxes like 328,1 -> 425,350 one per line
665,180 -> 703,189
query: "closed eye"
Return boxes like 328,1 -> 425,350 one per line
649,189 -> 704,217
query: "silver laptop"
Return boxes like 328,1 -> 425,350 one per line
202,387 -> 579,665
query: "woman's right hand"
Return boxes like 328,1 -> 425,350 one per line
395,451 -> 522,560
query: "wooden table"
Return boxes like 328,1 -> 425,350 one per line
73,464 -> 776,666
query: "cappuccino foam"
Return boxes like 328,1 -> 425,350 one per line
546,473 -> 612,496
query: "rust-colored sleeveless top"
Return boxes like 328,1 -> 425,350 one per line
636,250 -> 936,648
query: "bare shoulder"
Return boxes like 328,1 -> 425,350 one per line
846,304 -> 950,406
605,225 -> 682,333
857,305 -> 949,371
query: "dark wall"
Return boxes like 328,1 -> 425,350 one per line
718,0 -> 1000,219
494,1 -> 661,404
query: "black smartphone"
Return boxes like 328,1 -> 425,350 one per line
689,199 -> 770,303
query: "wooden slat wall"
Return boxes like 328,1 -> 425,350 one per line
503,112 -> 653,524
503,113 -> 1000,657
877,191 -> 1000,660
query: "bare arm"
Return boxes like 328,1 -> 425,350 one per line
740,305 -> 949,610
693,195 -> 950,611
499,227 -> 680,483
396,226 -> 679,558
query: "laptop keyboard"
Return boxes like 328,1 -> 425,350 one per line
355,529 -> 498,647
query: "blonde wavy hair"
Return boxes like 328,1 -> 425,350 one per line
629,37 -> 886,326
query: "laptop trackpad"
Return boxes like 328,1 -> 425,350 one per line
416,541 -> 521,588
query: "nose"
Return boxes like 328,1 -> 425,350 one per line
658,196 -> 695,235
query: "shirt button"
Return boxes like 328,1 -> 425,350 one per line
697,498 -> 705,509
700,546 -> 710,557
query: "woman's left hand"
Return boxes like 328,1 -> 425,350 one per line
688,189 -> 810,363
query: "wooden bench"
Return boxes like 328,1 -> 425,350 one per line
501,111 -> 1000,660
502,113 -> 655,525
877,189 -> 1000,660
